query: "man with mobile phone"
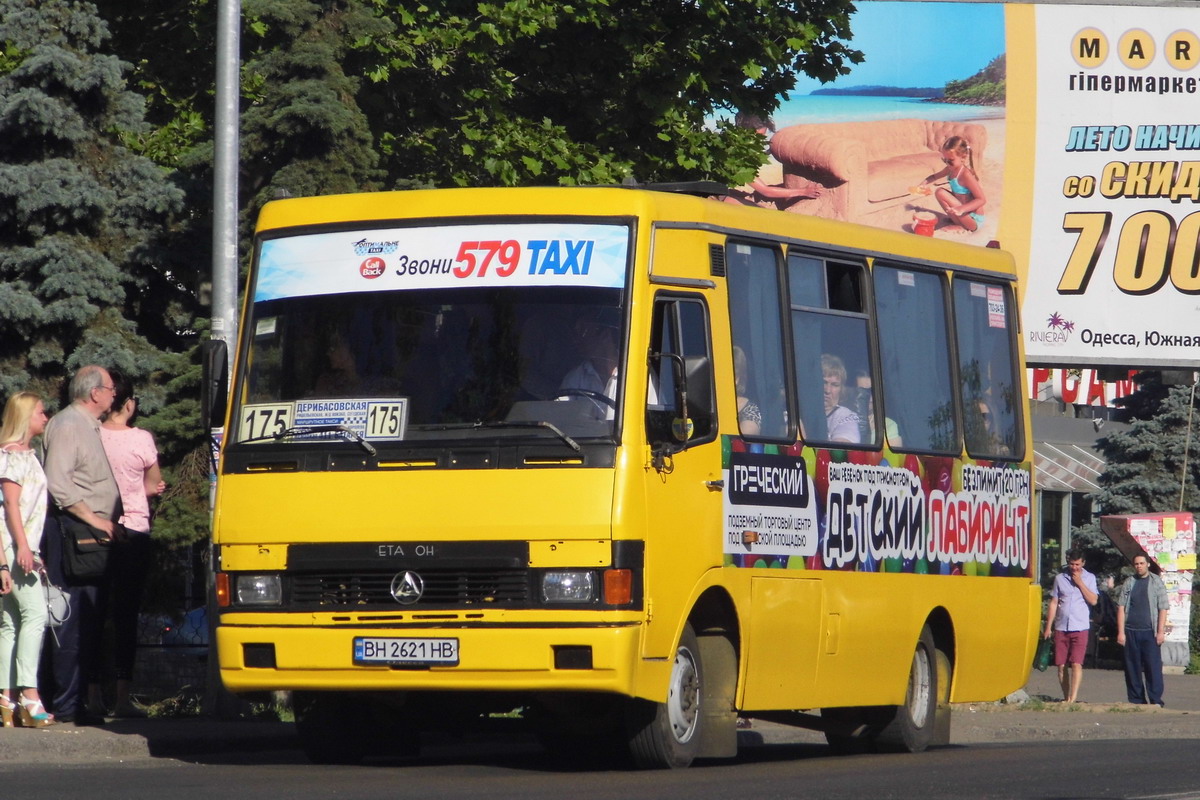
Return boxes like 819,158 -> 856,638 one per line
1041,548 -> 1098,703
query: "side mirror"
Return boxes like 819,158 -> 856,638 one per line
646,351 -> 692,464
201,339 -> 229,429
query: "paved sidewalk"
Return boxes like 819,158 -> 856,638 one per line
1022,664 -> 1197,710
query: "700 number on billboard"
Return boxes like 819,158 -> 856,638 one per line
1059,210 -> 1200,295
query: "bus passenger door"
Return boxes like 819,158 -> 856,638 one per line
641,294 -> 722,659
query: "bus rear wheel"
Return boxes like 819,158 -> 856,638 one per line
625,623 -> 704,769
875,624 -> 938,753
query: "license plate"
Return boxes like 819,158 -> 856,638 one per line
353,636 -> 459,666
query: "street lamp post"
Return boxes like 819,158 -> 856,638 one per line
207,0 -> 242,718
212,0 -> 240,354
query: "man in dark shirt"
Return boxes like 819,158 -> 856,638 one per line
1116,554 -> 1169,706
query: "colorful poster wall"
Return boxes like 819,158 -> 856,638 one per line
757,2 -> 1200,370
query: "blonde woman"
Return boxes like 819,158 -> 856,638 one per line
0,392 -> 53,726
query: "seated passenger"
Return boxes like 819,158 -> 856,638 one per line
313,324 -> 401,399
558,308 -> 621,420
854,371 -> 902,448
517,312 -> 574,400
822,354 -> 860,444
733,345 -> 761,436
314,328 -> 361,396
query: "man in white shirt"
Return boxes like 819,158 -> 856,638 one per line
558,309 -> 621,420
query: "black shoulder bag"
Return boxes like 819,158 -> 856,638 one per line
60,516 -> 119,584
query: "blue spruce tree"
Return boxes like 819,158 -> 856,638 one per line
0,0 -> 184,402
1075,378 -> 1200,563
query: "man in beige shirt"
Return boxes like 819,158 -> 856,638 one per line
43,364 -> 118,726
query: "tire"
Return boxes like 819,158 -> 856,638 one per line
931,645 -> 953,746
875,624 -> 938,753
625,623 -> 704,769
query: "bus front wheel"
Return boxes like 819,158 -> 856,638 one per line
625,623 -> 704,769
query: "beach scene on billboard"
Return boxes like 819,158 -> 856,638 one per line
749,1 -> 1004,244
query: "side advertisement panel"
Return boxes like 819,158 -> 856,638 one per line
721,437 -> 1033,578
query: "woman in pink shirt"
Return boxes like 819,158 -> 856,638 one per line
99,372 -> 165,718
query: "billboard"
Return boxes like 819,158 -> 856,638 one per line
758,1 -> 1200,369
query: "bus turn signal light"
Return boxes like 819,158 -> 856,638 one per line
603,569 -> 632,605
215,572 -> 230,607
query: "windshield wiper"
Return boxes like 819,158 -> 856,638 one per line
487,420 -> 581,453
240,425 -> 377,456
422,420 -> 581,453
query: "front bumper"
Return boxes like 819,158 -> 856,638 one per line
217,618 -> 645,696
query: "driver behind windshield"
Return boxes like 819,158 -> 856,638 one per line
557,307 -> 621,420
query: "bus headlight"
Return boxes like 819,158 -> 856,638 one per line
236,574 -> 282,605
541,571 -> 595,603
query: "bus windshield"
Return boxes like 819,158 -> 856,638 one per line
234,220 -> 631,446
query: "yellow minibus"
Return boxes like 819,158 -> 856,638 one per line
207,183 -> 1039,767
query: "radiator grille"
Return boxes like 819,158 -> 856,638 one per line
290,568 -> 530,608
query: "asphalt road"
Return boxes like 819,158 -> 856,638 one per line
11,667 -> 1200,798
15,734 -> 1200,799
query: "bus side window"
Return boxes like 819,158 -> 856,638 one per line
726,242 -> 791,441
788,253 -> 872,446
954,279 -> 1021,459
874,265 -> 956,453
646,295 -> 716,447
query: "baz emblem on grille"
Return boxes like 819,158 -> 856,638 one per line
390,571 -> 424,604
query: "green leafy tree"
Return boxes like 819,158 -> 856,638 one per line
95,0 -> 862,240
97,0 -> 862,193
78,0 -> 862,556
88,0 -> 212,170
360,0 -> 862,188
91,0 -> 858,524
